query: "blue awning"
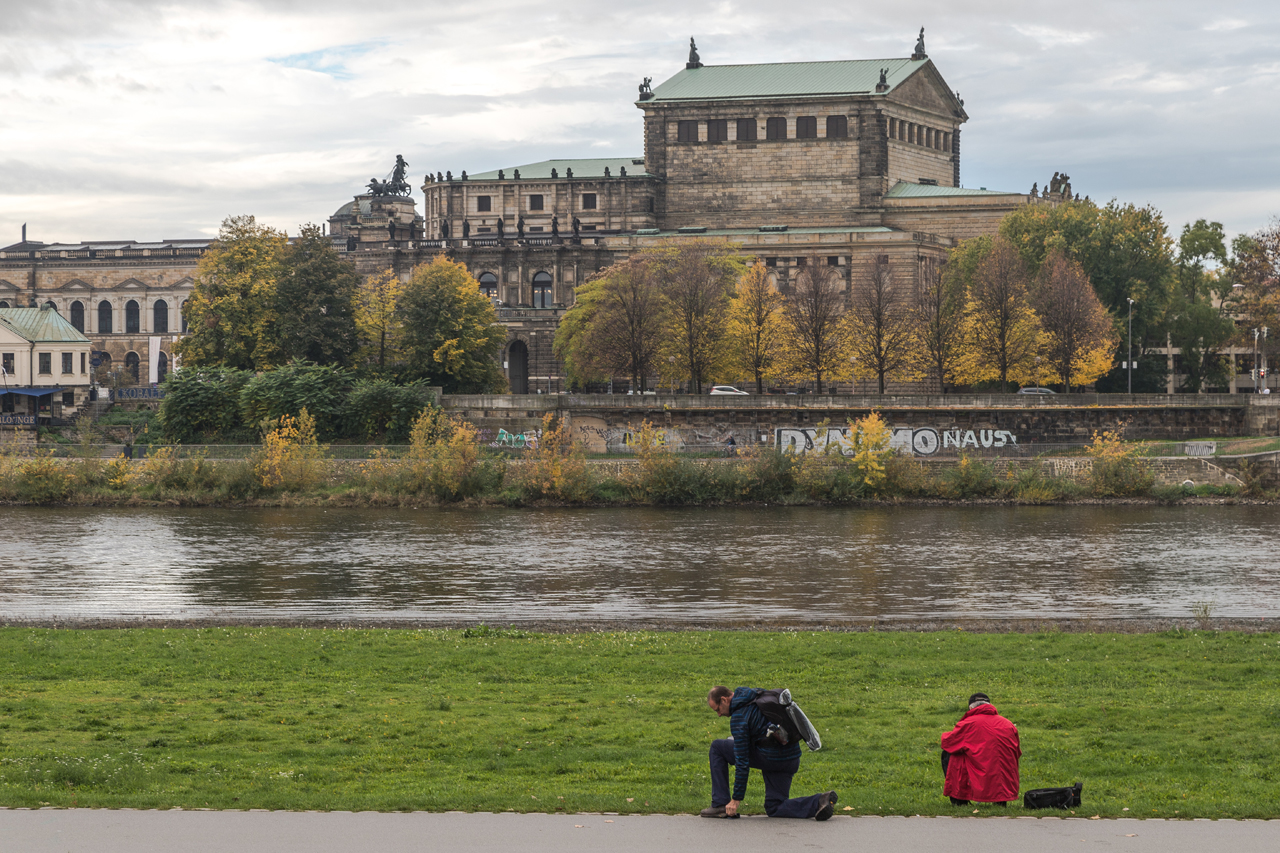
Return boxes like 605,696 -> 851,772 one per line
1,387 -> 63,397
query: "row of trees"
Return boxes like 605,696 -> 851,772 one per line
554,238 -> 1117,394
175,216 -> 506,393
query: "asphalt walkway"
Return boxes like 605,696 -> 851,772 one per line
3,810 -> 1278,853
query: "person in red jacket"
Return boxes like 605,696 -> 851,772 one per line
940,692 -> 1021,806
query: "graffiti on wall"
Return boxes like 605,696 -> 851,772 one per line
775,426 -> 1018,456
491,427 -> 541,449
572,416 -> 736,453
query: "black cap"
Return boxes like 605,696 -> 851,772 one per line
968,692 -> 991,706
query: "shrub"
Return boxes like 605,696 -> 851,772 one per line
239,360 -> 350,441
940,455 -> 998,498
403,408 -> 501,501
138,447 -> 213,491
342,380 -> 435,442
158,367 -> 251,443
626,421 -> 718,505
1087,427 -> 1154,497
734,447 -> 797,502
251,408 -> 328,491
15,452 -> 73,504
512,414 -> 594,503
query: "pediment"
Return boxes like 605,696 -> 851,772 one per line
116,278 -> 149,290
0,326 -> 28,346
60,278 -> 92,291
889,62 -> 967,121
172,276 -> 196,289
0,279 -> 19,292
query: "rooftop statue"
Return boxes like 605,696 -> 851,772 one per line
687,37 -> 702,69
638,76 -> 654,100
913,27 -> 927,59
368,155 -> 414,197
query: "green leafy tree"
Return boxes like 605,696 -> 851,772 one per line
1167,220 -> 1235,393
273,224 -> 360,366
398,257 -> 507,393
176,215 -> 287,370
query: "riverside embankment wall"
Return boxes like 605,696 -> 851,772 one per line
441,393 -> 1280,456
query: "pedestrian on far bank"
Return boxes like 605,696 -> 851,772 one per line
940,692 -> 1021,806
702,685 -> 838,820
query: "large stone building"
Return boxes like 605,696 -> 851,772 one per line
332,33 -> 1037,392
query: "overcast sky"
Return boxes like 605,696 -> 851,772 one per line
1,0 -> 1276,247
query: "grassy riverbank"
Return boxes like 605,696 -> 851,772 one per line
2,423 -> 1271,508
1,628 -> 1277,816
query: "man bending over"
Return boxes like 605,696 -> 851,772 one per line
940,692 -> 1021,806
703,685 -> 837,820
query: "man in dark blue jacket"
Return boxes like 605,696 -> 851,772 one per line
702,685 -> 837,820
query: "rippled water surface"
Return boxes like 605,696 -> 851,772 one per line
2,506 -> 1278,623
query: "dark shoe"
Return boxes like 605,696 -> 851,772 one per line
815,790 -> 838,821
701,806 -> 734,818
949,797 -> 970,806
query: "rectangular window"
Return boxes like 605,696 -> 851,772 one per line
529,226 -> 544,232
63,391 -> 74,408
766,117 -> 787,140
796,116 -> 817,138
2,353 -> 13,375
795,257 -> 807,267
81,352 -> 86,373
477,196 -> 491,212
581,193 -> 597,210
827,256 -> 840,266
707,119 -> 728,143
477,227 -> 491,233
826,115 -> 848,138
765,257 -> 777,268
528,195 -> 544,211
582,224 -> 597,231
62,352 -> 73,374
736,118 -> 757,141
677,120 -> 698,142
39,353 -> 51,374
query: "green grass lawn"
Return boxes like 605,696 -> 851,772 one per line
0,628 -> 1277,816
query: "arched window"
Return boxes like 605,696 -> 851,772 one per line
157,351 -> 168,383
0,300 -> 10,308
124,352 -> 140,382
70,301 -> 85,333
42,300 -> 57,311
477,272 -> 499,301
532,271 -> 552,309
125,300 -> 140,334
181,299 -> 189,333
98,301 -> 113,334
153,299 -> 169,333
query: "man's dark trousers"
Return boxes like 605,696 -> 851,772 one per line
709,738 -> 824,818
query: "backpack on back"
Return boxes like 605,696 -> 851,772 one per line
752,688 -> 822,751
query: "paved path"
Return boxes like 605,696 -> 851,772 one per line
3,810 -> 1278,853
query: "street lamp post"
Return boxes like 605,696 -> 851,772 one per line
1253,327 -> 1260,393
1127,297 -> 1136,395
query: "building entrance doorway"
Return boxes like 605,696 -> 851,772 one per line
508,340 -> 529,394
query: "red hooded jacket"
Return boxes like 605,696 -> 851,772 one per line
940,703 -> 1021,803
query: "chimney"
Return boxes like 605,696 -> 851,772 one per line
21,223 -> 26,243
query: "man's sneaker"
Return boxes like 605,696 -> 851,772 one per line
815,790 -> 838,821
700,806 -> 736,818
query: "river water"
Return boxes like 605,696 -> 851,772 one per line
1,506 -> 1277,625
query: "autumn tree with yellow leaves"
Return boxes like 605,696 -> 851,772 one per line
845,260 -> 916,393
354,267 -> 405,375
725,263 -> 787,394
954,236 -> 1043,389
397,257 -> 507,393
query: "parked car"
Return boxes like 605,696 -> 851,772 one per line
1017,387 -> 1057,395
709,385 -> 749,395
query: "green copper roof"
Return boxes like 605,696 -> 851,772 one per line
0,307 -> 91,344
466,158 -> 649,181
645,58 -> 928,103
885,181 -> 1020,199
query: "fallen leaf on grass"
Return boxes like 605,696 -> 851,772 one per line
626,798 -> 634,802
972,809 -> 979,814
1090,815 -> 1100,820
842,806 -> 853,811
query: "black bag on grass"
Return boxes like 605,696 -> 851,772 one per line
1023,782 -> 1082,809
